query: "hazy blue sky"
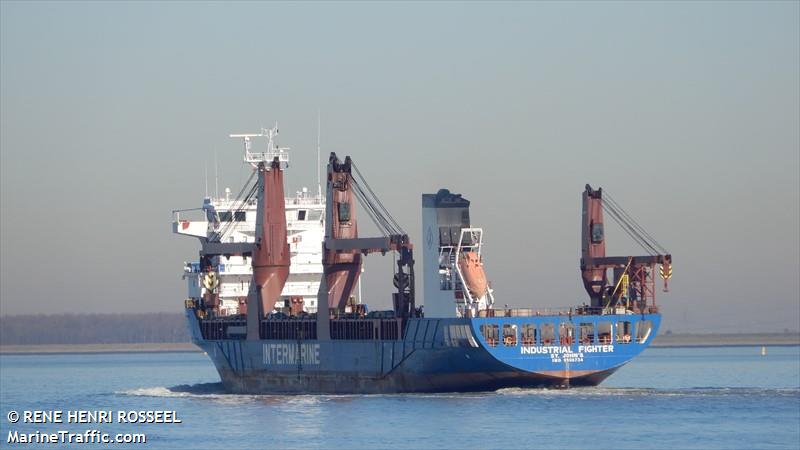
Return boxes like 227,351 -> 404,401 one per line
1,1 -> 798,332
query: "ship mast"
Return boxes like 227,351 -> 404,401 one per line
317,109 -> 322,201
230,125 -> 290,169
228,127 -> 291,339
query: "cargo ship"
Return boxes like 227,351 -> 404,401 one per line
172,126 -> 673,393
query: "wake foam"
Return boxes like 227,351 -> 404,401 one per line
117,383 -> 331,404
117,384 -> 798,400
119,383 -> 236,400
495,386 -> 800,398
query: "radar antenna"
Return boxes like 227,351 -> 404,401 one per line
229,124 -> 289,169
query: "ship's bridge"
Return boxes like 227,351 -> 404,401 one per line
174,187 -> 325,316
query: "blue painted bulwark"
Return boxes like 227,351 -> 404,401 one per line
187,313 -> 659,394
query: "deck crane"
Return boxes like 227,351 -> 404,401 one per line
316,153 -> 416,339
581,185 -> 672,311
192,128 -> 292,330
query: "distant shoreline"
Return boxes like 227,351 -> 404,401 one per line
650,333 -> 799,348
1,333 -> 798,355
0,343 -> 200,354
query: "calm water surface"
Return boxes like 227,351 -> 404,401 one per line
1,346 -> 798,449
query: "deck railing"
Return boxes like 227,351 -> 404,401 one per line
475,304 -> 658,318
198,316 -> 403,341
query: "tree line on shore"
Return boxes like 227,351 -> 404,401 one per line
0,313 -> 190,345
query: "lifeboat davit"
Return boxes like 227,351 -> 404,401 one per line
458,251 -> 488,299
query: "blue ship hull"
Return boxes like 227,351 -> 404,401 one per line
186,312 -> 660,394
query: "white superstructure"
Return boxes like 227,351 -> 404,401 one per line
172,127 -> 325,316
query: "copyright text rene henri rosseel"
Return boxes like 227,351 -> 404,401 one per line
5,410 -> 182,445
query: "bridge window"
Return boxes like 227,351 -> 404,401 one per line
636,320 -> 653,343
297,210 -> 307,220
597,321 -> 613,344
308,210 -> 323,221
591,223 -> 604,243
559,323 -> 574,346
480,324 -> 499,347
521,324 -> 537,345
541,323 -> 555,345
616,321 -> 632,344
579,322 -> 595,344
502,324 -> 517,346
338,203 -> 351,222
218,211 -> 246,222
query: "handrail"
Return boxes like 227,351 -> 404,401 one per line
476,305 -> 658,318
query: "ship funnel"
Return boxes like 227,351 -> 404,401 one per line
252,158 -> 290,315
